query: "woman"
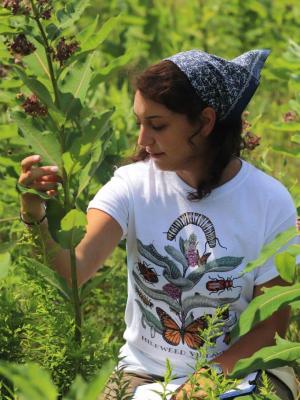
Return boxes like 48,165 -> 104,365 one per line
19,49 -> 298,399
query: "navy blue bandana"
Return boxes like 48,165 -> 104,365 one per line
165,49 -> 270,121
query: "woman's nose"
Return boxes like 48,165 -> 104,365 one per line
137,125 -> 155,147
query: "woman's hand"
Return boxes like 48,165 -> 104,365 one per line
19,154 -> 61,196
170,369 -> 216,400
19,154 -> 61,220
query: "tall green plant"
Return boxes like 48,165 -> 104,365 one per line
1,0 -> 128,348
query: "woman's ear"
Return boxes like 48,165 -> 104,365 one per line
199,107 -> 216,137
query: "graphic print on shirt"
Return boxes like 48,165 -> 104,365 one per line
133,212 -> 243,351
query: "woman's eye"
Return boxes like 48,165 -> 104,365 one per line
152,125 -> 166,131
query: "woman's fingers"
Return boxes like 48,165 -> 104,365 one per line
21,154 -> 41,173
19,155 -> 61,191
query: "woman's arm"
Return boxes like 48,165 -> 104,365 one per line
213,275 -> 290,374
19,155 -> 123,287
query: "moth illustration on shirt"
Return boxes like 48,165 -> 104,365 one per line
133,212 -> 243,349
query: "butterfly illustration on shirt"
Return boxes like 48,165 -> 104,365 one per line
156,307 -> 208,350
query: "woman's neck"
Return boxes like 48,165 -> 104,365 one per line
176,157 -> 242,189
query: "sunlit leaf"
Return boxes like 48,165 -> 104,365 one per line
57,209 -> 87,249
12,111 -> 62,170
244,227 -> 298,273
65,359 -> 115,400
78,15 -> 121,53
0,362 -> 57,400
56,0 -> 91,30
231,284 -> 300,339
275,252 -> 296,283
22,257 -> 72,300
13,66 -> 58,112
230,338 -> 300,379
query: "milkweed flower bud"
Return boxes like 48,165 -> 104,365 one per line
283,111 -> 297,122
9,33 -> 36,56
36,0 -> 53,20
53,37 -> 79,66
22,94 -> 48,117
2,0 -> 30,15
242,131 -> 261,151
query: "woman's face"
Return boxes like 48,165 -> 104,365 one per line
133,90 -> 209,177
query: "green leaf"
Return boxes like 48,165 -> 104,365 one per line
244,227 -> 298,274
274,252 -> 296,283
16,182 -> 52,200
0,123 -> 18,140
76,15 -> 99,44
46,198 -> 66,243
271,122 -> 300,132
272,146 -> 300,159
22,257 -> 72,301
0,362 -> 57,400
79,15 -> 121,53
56,0 -> 91,30
291,134 -> 300,144
76,119 -> 112,199
12,111 -> 62,170
230,339 -> 300,379
13,66 -> 58,112
89,51 -> 134,85
0,23 -> 18,34
58,54 -> 94,119
65,360 -> 115,400
231,284 -> 300,339
24,39 -> 50,80
0,252 -> 11,279
57,209 -> 87,249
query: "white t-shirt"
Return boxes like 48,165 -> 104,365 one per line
87,157 -> 297,378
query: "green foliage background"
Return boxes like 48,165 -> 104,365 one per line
0,0 -> 300,398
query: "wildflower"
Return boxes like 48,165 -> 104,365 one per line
163,283 -> 181,300
53,37 -> 79,66
242,131 -> 261,151
36,0 -> 53,20
2,0 -> 30,15
9,33 -> 36,56
22,94 -> 48,117
283,111 -> 297,122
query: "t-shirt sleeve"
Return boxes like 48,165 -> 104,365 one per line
87,169 -> 129,241
254,199 -> 298,286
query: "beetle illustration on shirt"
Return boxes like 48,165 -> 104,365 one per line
206,275 -> 242,295
137,260 -> 159,283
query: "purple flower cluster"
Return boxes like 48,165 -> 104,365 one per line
53,37 -> 79,66
36,0 -> 52,20
163,283 -> 181,300
2,0 -> 30,15
22,94 -> 48,117
3,0 -> 53,19
242,131 -> 261,151
9,33 -> 36,56
283,111 -> 298,122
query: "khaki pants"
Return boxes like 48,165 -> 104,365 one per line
98,370 -> 294,399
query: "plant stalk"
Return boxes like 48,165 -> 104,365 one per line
69,245 -> 82,346
29,0 -> 61,109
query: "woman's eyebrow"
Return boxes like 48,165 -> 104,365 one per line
133,111 -> 165,119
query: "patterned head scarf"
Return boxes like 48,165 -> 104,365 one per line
165,49 -> 271,121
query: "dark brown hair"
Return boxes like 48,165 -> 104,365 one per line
129,60 -> 243,201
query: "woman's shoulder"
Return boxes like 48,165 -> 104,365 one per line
245,160 -> 295,211
112,158 -> 152,181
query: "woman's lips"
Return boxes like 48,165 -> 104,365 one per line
150,152 -> 165,158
